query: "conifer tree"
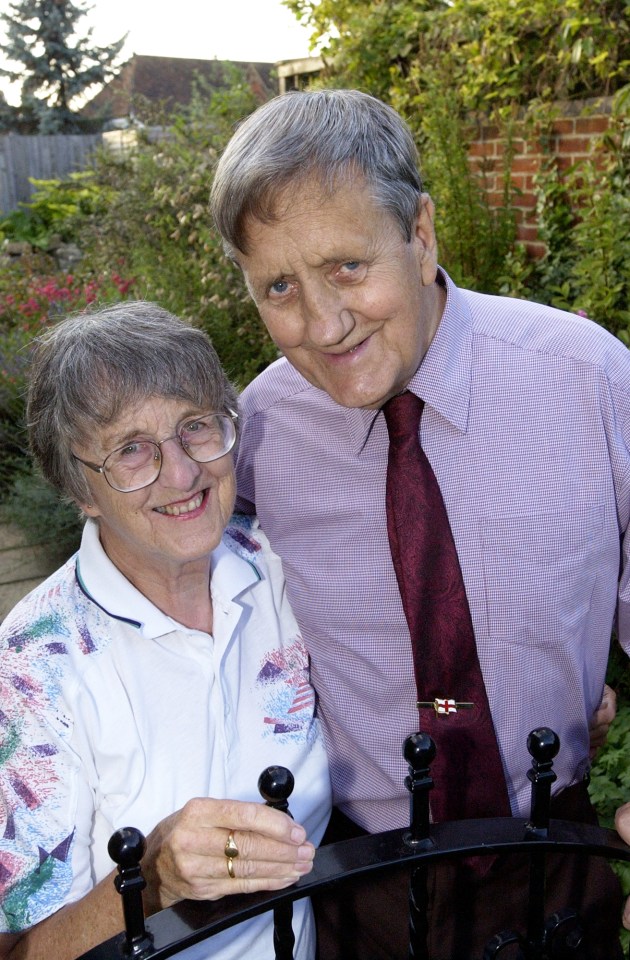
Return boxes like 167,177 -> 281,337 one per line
0,0 -> 126,132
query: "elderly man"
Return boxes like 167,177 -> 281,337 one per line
210,89 -> 630,958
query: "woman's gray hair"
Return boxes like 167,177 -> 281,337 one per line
27,301 -> 239,505
210,89 -> 423,255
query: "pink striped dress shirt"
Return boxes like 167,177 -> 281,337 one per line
235,269 -> 630,832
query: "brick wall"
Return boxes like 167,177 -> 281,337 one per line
468,97 -> 613,258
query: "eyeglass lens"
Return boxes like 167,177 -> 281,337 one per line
104,414 -> 235,491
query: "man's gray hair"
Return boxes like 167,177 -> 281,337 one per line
27,300 -> 238,505
210,89 -> 423,255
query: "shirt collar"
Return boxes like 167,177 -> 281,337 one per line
75,518 -> 260,639
410,268 -> 472,432
343,268 -> 472,454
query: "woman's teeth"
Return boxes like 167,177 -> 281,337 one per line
155,492 -> 204,516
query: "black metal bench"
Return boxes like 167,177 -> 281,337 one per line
76,728 -> 630,960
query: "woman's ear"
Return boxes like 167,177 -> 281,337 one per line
79,501 -> 100,519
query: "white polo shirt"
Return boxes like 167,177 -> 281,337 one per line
0,516 -> 331,959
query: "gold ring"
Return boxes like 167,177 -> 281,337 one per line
225,830 -> 238,879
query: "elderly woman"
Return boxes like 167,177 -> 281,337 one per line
0,302 -> 331,960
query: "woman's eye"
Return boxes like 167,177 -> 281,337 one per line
182,416 -> 223,444
120,443 -> 142,457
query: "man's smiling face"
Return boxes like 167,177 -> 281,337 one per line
236,179 -> 444,410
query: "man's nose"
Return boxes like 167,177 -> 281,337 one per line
302,287 -> 355,346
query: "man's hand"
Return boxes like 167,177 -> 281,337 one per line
615,803 -> 630,929
141,796 -> 315,913
589,683 -> 617,759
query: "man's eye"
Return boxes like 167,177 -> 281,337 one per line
270,280 -> 290,296
337,261 -> 365,279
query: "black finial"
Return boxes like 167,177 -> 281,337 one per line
108,826 -> 146,869
258,765 -> 295,816
108,828 -> 154,956
404,731 -> 437,770
526,727 -> 560,836
258,767 -> 296,959
527,727 -> 560,766
404,732 -> 435,846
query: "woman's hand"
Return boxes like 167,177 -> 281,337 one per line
589,683 -> 617,759
141,797 -> 315,913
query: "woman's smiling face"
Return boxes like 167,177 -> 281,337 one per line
75,395 -> 236,585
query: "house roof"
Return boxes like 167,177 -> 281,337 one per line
82,54 -> 277,120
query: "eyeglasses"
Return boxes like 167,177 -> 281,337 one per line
73,411 -> 238,493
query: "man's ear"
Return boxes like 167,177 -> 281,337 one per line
413,193 -> 439,286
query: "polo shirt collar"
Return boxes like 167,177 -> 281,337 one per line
75,518 -> 259,639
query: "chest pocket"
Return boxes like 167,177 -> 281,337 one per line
479,504 -> 609,643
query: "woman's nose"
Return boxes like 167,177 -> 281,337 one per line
157,436 -> 201,486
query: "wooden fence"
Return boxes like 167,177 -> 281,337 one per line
0,132 -> 103,214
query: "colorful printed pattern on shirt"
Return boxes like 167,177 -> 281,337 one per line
0,561 -> 105,933
257,638 -> 318,744
224,514 -> 263,562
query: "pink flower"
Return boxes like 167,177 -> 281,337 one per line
115,278 -> 135,295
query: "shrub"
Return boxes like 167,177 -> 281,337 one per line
0,172 -> 110,249
588,639 -> 630,949
522,88 -> 630,339
78,71 -> 278,389
0,461 -> 83,556
0,250 -> 135,549
0,69 -> 273,551
400,81 -> 519,293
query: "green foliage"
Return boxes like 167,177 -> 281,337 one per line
0,68 -> 276,549
286,0 -> 446,101
590,642 -> 630,829
0,172 -> 110,248
287,0 -> 629,113
512,90 -> 630,338
404,82 -> 518,292
0,312 -> 36,483
585,640 -> 630,947
0,248 -> 136,504
0,0 -> 126,132
79,73 -> 278,388
0,460 -> 82,554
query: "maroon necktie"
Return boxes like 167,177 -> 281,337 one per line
384,391 -> 510,824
